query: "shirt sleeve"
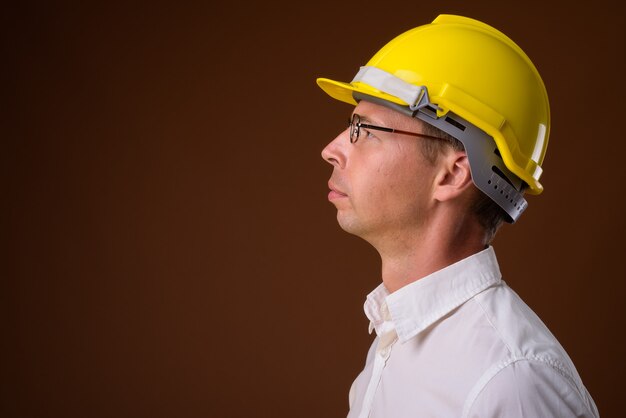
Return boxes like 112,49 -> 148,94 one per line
466,359 -> 599,418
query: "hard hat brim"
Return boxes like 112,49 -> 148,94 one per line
317,77 -> 408,108
316,78 -> 358,106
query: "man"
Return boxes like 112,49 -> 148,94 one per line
317,14 -> 599,418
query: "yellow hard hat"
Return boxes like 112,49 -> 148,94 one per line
317,14 -> 550,222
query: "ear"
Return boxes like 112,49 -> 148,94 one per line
432,151 -> 474,203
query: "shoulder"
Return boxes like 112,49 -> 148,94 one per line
460,283 -> 599,418
472,282 -> 574,362
462,357 -> 599,418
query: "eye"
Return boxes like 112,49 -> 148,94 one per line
362,128 -> 378,140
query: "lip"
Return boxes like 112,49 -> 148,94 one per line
328,181 -> 348,200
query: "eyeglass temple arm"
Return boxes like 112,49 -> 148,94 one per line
359,122 -> 443,141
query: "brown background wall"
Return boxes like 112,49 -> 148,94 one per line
3,1 -> 624,417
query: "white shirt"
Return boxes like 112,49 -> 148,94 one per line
347,247 -> 599,418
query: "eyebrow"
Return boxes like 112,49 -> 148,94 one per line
353,114 -> 377,125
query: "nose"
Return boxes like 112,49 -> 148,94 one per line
321,128 -> 349,168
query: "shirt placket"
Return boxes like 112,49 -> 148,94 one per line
359,303 -> 398,418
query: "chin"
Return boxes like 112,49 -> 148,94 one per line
336,213 -> 357,233
337,213 -> 369,238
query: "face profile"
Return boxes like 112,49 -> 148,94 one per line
322,101 -> 442,244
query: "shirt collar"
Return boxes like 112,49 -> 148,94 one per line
364,283 -> 392,335
363,246 -> 502,343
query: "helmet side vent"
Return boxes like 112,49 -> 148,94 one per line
491,165 -> 515,188
419,105 -> 439,118
445,116 -> 466,131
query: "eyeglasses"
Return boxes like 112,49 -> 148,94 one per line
348,113 -> 444,144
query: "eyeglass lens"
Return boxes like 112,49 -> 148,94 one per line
349,114 -> 360,143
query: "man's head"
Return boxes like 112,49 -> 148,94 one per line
323,99 -> 506,246
323,100 -> 479,246
317,14 -> 550,234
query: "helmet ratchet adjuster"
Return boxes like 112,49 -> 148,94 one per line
416,109 -> 528,223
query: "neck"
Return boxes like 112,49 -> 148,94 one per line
374,211 -> 485,293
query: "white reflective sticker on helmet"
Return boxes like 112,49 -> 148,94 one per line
352,66 -> 427,109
